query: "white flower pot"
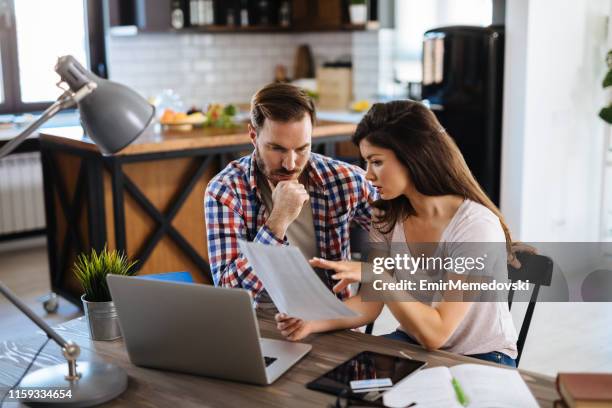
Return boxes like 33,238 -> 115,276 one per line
349,4 -> 367,25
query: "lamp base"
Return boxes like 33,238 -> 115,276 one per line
17,361 -> 127,407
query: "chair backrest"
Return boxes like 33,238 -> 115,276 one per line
349,224 -> 370,261
364,252 -> 554,367
507,252 -> 553,366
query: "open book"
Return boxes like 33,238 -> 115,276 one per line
383,364 -> 538,408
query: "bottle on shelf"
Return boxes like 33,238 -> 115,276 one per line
240,0 -> 249,27
170,0 -> 185,29
197,0 -> 205,26
188,0 -> 214,27
279,0 -> 290,27
226,7 -> 236,27
202,0 -> 214,25
257,0 -> 269,25
189,0 -> 199,26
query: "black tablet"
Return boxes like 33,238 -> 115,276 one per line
306,351 -> 426,402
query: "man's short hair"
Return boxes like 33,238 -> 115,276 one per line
250,83 -> 316,133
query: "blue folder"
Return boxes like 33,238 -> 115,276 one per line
135,271 -> 194,284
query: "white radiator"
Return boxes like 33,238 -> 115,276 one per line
0,152 -> 45,235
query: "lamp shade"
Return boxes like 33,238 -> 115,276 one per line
55,55 -> 155,155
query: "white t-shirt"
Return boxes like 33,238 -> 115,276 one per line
371,199 -> 518,358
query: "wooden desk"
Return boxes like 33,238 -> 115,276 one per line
38,122 -> 359,305
0,313 -> 558,407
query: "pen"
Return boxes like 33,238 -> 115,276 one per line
451,378 -> 469,407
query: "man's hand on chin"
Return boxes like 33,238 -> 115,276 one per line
265,180 -> 308,237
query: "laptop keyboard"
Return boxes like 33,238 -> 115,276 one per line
264,356 -> 277,367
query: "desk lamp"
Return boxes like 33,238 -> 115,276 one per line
0,55 -> 155,406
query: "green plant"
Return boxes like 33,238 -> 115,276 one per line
599,50 -> 612,124
350,0 -> 366,4
73,247 -> 137,302
204,103 -> 239,128
304,88 -> 319,101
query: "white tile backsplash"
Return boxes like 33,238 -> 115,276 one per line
107,30 -> 386,107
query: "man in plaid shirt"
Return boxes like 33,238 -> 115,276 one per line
205,83 -> 376,306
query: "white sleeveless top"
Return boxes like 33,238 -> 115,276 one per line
371,199 -> 518,358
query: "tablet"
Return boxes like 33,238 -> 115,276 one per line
306,351 -> 426,402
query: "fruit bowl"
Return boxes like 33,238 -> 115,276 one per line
160,110 -> 206,130
159,104 -> 239,131
350,100 -> 370,113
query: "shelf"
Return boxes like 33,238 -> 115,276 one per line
109,24 -> 372,36
171,23 -> 369,34
174,24 -> 292,34
105,0 -> 378,37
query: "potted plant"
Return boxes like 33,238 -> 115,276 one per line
349,0 -> 368,25
599,50 -> 612,123
73,247 -> 137,341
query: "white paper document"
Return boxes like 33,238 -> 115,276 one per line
238,240 -> 359,321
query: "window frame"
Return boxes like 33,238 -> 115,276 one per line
0,0 -> 107,114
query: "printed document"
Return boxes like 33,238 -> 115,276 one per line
238,240 -> 359,321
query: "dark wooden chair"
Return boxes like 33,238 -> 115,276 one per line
507,252 -> 553,366
364,252 -> 553,367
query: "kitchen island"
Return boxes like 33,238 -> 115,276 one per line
39,121 -> 359,305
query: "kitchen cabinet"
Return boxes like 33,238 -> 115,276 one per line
105,0 -> 172,33
292,0 -> 346,30
105,0 -> 374,35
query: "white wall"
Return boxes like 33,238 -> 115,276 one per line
107,33 -> 325,106
499,0 -> 529,239
106,31 -> 381,108
500,2 -> 612,376
501,0 -> 610,242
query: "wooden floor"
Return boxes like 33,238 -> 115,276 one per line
0,239 -> 81,344
372,293 -> 612,376
1,240 -> 611,377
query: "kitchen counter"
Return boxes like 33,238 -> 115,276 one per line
0,111 -> 80,153
316,110 -> 365,124
38,120 -> 359,305
39,120 -> 357,156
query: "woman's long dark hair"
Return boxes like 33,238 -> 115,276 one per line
353,100 -> 512,249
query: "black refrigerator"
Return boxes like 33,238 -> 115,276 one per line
420,25 -> 504,205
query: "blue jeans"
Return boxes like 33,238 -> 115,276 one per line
382,330 -> 517,368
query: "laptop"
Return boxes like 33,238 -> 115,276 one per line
106,275 -> 312,385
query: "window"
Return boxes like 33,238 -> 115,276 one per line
0,0 -> 106,114
393,0 -> 493,83
0,47 -> 4,103
14,0 -> 89,103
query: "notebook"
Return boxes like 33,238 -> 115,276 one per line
556,373 -> 612,408
382,364 -> 538,408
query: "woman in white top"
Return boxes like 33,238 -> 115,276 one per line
275,100 -> 520,367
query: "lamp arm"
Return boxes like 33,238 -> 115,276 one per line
0,90 -> 76,160
0,281 -> 70,349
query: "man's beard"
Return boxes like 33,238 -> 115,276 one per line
254,146 -> 305,184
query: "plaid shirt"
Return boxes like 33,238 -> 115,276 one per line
205,152 -> 376,304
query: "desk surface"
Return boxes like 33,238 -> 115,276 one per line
0,313 -> 558,407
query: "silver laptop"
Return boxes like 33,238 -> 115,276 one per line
106,275 -> 312,385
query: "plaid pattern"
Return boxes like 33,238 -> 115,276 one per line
205,152 -> 376,304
